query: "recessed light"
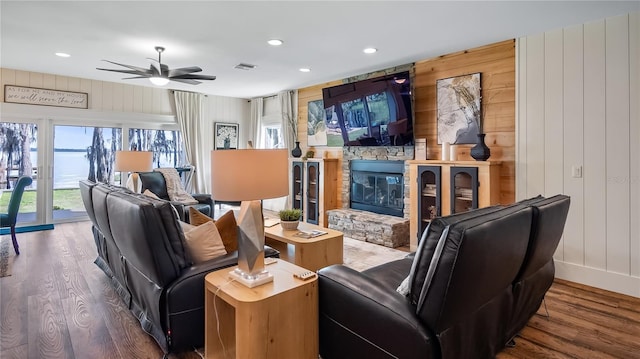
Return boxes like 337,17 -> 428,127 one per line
299,68 -> 311,73
55,52 -> 71,58
363,47 -> 377,54
268,39 -> 283,46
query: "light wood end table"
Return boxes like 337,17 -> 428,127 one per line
264,221 -> 344,272
204,259 -> 318,359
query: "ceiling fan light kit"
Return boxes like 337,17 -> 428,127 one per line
97,46 -> 216,86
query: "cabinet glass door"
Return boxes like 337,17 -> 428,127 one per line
450,167 -> 478,214
292,161 -> 304,213
417,165 -> 441,239
306,162 -> 319,224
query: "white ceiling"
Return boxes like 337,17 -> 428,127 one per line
1,1 -> 638,99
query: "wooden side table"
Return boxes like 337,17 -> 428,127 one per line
264,221 -> 343,272
204,259 -> 318,359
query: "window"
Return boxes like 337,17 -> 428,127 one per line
128,128 -> 186,167
53,125 -> 122,221
262,125 -> 283,149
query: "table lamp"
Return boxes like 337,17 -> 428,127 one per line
210,149 -> 288,287
114,151 -> 153,192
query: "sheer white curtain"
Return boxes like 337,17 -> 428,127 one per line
249,97 -> 264,148
173,91 -> 206,193
279,90 -> 298,151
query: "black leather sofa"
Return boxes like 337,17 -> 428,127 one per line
318,194 -> 570,359
137,170 -> 214,222
79,180 -> 278,354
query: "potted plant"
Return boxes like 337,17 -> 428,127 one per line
278,208 -> 302,230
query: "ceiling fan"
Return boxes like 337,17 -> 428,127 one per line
97,46 -> 216,86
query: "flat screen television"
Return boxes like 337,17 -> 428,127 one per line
321,71 -> 413,147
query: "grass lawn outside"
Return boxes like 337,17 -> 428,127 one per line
0,188 -> 83,213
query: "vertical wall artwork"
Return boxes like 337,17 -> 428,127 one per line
307,99 -> 328,146
436,73 -> 481,144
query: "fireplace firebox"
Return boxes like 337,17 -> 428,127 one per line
350,160 -> 404,217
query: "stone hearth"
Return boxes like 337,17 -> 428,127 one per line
328,146 -> 413,248
328,208 -> 409,248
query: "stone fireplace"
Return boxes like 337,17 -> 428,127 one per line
350,160 -> 405,217
327,146 -> 413,248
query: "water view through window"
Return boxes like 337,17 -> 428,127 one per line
0,122 -> 185,224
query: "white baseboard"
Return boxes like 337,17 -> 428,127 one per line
555,261 -> 640,298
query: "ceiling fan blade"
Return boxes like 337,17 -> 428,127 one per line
170,78 -> 202,85
150,62 -> 161,76
171,74 -> 216,81
96,68 -> 148,76
100,60 -> 152,74
98,50 -> 212,85
168,66 -> 202,77
122,75 -> 152,79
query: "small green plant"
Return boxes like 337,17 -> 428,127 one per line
278,208 -> 302,221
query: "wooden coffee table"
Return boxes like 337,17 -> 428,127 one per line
264,221 -> 343,272
204,260 -> 318,359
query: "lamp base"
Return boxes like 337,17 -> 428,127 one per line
228,268 -> 274,288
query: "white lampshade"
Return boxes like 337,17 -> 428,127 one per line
211,149 -> 289,288
114,151 -> 153,172
149,76 -> 169,86
210,149 -> 289,201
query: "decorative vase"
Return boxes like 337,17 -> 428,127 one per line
470,133 -> 491,161
280,220 -> 300,231
291,141 -> 302,158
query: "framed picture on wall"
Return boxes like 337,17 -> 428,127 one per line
436,72 -> 481,144
214,122 -> 239,150
307,99 -> 328,146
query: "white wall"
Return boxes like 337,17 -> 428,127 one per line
517,12 -> 640,297
0,68 -> 251,194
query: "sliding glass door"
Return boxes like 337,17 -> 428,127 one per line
0,121 -> 39,226
0,119 -> 183,225
52,125 -> 122,221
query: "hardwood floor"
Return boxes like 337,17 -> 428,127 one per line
1,221 -> 639,358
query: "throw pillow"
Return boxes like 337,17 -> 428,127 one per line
189,206 -> 214,226
179,220 -> 196,233
396,275 -> 410,296
183,221 -> 227,264
143,189 -> 160,199
189,207 -> 239,252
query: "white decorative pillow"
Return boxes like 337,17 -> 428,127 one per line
183,221 -> 227,264
396,275 -> 410,296
143,189 -> 160,199
179,220 -> 196,233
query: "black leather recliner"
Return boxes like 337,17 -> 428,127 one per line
79,180 -> 279,354
318,195 -> 570,359
137,170 -> 213,222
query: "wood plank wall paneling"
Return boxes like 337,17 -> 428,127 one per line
562,24 -> 585,266
296,39 -> 517,207
517,12 -> 640,297
0,68 -> 174,115
414,39 -> 516,204
630,11 -> 639,277
605,15 -> 631,276
583,20 -> 607,270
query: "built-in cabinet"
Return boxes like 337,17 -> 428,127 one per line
289,158 -> 339,227
292,161 -> 304,213
409,160 -> 501,250
417,166 -> 442,239
450,167 -> 479,214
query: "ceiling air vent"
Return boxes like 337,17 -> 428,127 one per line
234,63 -> 257,70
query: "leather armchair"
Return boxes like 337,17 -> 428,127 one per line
318,195 -> 570,359
137,171 -> 213,222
